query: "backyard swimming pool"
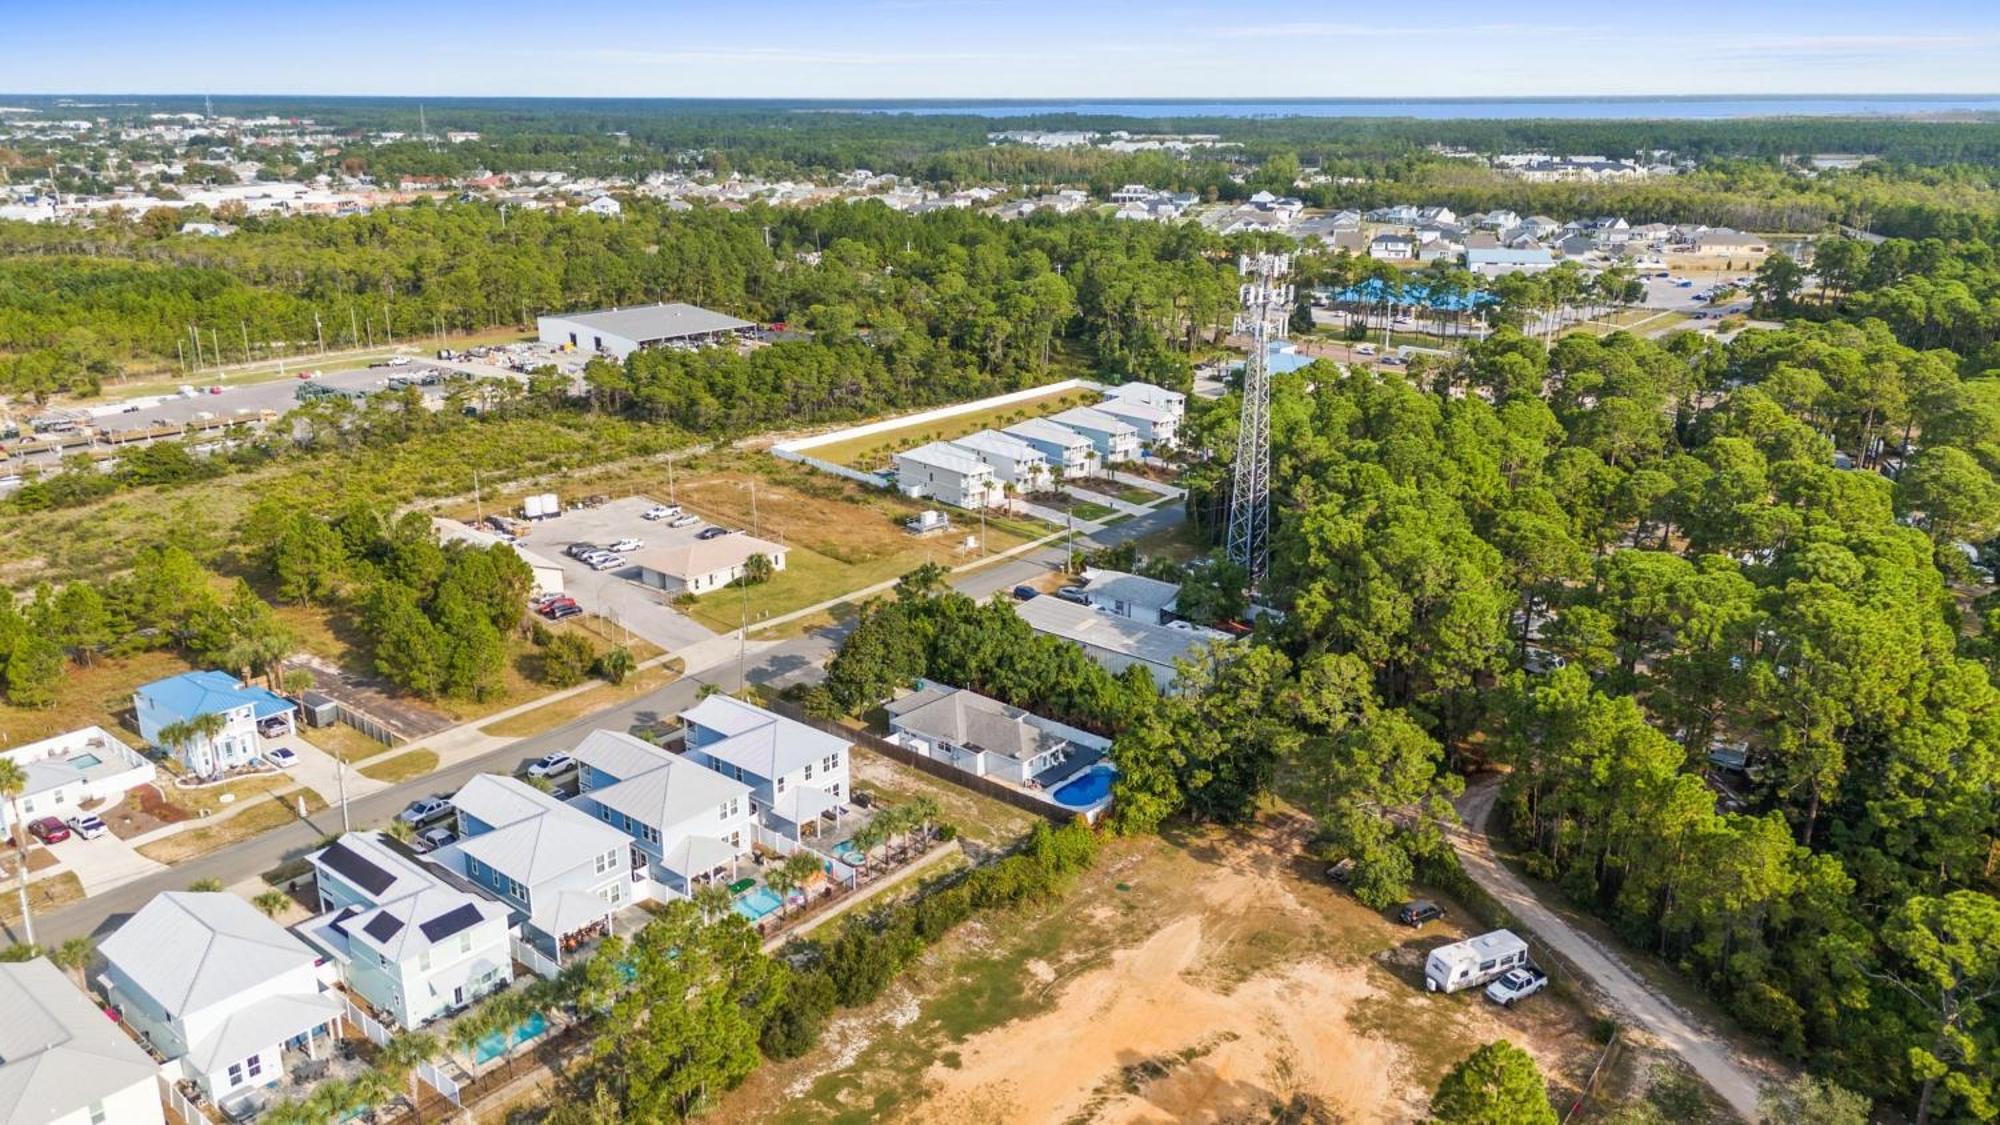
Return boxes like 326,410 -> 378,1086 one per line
1050,764 -> 1117,809
473,1011 -> 547,1063
734,885 -> 785,921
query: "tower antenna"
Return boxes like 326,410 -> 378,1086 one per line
1225,252 -> 1291,593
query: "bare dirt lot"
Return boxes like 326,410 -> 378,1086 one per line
718,812 -> 1618,1124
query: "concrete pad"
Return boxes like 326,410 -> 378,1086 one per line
55,831 -> 169,896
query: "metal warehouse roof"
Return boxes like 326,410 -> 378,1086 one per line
548,302 -> 753,343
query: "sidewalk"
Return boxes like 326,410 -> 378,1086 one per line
1105,470 -> 1183,499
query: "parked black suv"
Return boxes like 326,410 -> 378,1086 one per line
1396,900 -> 1446,927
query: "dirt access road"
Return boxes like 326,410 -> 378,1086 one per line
1454,781 -> 1769,1120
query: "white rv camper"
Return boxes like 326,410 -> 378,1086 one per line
1424,929 -> 1530,993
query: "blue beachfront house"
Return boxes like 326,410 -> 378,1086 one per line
133,670 -> 298,778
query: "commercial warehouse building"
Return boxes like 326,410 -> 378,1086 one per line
536,302 -> 755,361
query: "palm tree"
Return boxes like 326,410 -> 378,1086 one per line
902,796 -> 940,848
187,877 -> 225,893
848,819 -> 887,873
780,851 -> 822,911
764,865 -> 799,918
50,936 -> 92,990
157,712 -> 229,773
253,889 -> 292,919
446,1005 -> 494,1076
0,759 -> 32,947
378,1031 -> 440,1123
692,882 -> 733,924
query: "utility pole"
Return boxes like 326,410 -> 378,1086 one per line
210,329 -> 221,374
473,470 -> 483,521
241,320 -> 252,367
337,757 -> 350,833
349,306 -> 360,350
315,311 -> 326,356
190,324 -> 203,369
1227,252 -> 1290,592
738,578 -> 750,693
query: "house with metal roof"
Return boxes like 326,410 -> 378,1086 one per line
0,726 -> 155,838
1465,246 -> 1556,278
1013,595 -> 1229,691
884,680 -> 1111,787
0,956 -> 165,1125
298,832 -> 513,1029
1078,568 -> 1182,626
133,670 -> 296,778
97,892 -> 343,1106
1046,407 -> 1141,463
536,302 -> 754,360
1101,381 -> 1186,421
893,440 -> 1003,509
680,696 -> 852,843
569,729 -> 754,894
432,775 -> 635,970
1002,417 -> 1101,479
948,430 -> 1054,492
1089,396 -> 1179,448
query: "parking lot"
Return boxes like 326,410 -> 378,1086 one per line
513,496 -> 729,652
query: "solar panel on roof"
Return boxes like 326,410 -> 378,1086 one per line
418,902 -> 483,944
362,913 -> 404,943
327,906 -> 360,936
320,840 -> 397,896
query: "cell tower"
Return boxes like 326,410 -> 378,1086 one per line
1225,252 -> 1292,589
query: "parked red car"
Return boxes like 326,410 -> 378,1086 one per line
27,816 -> 70,844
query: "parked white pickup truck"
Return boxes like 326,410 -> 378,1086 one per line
1484,966 -> 1550,1007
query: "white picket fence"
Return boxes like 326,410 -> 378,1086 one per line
343,996 -> 393,1047
510,934 -> 562,979
417,1060 -> 461,1106
160,1075 -> 204,1125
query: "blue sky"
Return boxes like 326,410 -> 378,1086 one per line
9,0 -> 2000,98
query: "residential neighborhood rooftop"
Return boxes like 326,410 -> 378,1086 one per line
0,958 -> 161,1125
680,694 -> 851,781
98,891 -> 321,1016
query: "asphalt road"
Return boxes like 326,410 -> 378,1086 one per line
18,501 -> 1181,946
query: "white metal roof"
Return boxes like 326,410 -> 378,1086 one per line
626,533 -> 786,582
1048,406 -> 1138,438
98,892 -> 319,1017
582,735 -> 751,831
1082,568 -> 1181,613
949,429 -> 1049,466
545,302 -> 753,343
0,958 -> 161,1125
448,775 -> 629,888
894,440 -> 993,478
1013,596 -> 1222,670
184,992 -> 344,1073
1089,397 -> 1173,425
680,696 -> 850,782
1002,417 -> 1092,450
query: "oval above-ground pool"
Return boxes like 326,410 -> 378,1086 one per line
1050,764 -> 1117,809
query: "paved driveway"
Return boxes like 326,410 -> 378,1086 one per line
54,830 -> 168,896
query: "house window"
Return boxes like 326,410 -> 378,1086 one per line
227,1063 -> 243,1088
823,754 -> 839,774
459,933 -> 474,955
804,762 -> 814,780
89,1102 -> 107,1125
776,776 -> 786,794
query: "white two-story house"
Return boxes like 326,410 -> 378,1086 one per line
893,441 -> 1003,510
299,831 -> 513,1029
948,430 -> 1054,493
680,696 -> 852,844
569,729 -> 753,894
1046,407 -> 1141,464
97,892 -> 343,1107
432,775 -> 635,971
1090,396 -> 1179,448
1003,418 -> 1101,481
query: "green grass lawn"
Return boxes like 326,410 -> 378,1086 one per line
1068,501 -> 1117,522
1111,484 -> 1161,505
359,749 -> 439,783
805,388 -> 1099,469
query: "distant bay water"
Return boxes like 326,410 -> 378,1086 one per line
849,96 -> 2000,120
